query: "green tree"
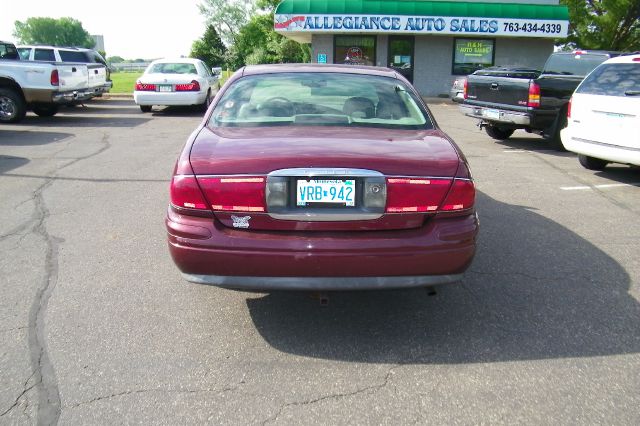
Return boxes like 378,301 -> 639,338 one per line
560,0 -> 640,51
13,17 -> 95,48
190,25 -> 227,67
198,0 -> 255,45
107,55 -> 125,64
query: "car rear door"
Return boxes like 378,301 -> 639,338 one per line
570,62 -> 640,149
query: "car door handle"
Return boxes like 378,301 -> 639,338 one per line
490,83 -> 499,90
72,67 -> 77,72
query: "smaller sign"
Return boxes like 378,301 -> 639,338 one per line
317,53 -> 327,64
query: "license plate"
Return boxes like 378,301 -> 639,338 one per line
484,109 -> 500,120
297,179 -> 355,207
158,85 -> 172,92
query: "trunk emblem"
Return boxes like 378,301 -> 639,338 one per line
231,215 -> 251,229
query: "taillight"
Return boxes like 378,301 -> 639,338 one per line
135,82 -> 156,91
463,77 -> 468,99
170,176 -> 209,210
50,70 -> 59,86
386,178 -> 452,213
440,180 -> 475,211
198,177 -> 266,213
528,81 -> 540,108
175,80 -> 200,91
567,97 -> 572,119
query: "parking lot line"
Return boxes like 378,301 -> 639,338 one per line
560,183 -> 640,191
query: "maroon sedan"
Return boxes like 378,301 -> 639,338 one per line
167,64 -> 478,291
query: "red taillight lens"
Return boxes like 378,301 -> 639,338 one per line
463,77 -> 468,99
386,178 -> 452,213
528,81 -> 540,108
135,82 -> 156,91
440,179 -> 475,211
567,96 -> 572,119
50,70 -> 59,86
170,175 -> 209,210
198,177 -> 266,213
175,80 -> 200,91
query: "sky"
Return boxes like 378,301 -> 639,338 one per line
0,0 -> 207,59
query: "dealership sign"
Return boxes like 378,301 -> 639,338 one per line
275,14 -> 568,38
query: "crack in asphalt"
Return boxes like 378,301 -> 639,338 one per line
1,132 -> 113,426
0,371 -> 37,418
67,382 -> 245,409
261,369 -> 396,425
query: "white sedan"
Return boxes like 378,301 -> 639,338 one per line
561,54 -> 640,170
134,58 -> 219,113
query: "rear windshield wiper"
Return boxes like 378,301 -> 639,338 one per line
625,90 -> 640,96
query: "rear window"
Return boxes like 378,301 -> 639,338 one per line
147,62 -> 197,74
59,50 -> 89,62
209,72 -> 432,130
543,53 -> 609,76
0,43 -> 19,60
576,63 -> 640,97
34,49 -> 55,61
17,48 -> 31,60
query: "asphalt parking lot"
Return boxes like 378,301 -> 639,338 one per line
1,98 -> 639,425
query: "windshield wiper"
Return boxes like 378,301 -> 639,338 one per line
625,90 -> 640,96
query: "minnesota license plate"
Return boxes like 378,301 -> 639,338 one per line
297,179 -> 355,207
158,85 -> 172,92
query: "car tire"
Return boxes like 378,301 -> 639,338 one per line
578,154 -> 608,171
485,125 -> 514,140
547,110 -> 568,151
140,105 -> 152,113
32,105 -> 59,117
201,90 -> 211,112
0,87 -> 27,124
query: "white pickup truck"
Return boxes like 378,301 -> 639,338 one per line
0,40 -> 95,123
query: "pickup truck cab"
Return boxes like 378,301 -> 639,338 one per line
17,45 -> 111,95
460,51 -> 620,150
1,40 -> 94,123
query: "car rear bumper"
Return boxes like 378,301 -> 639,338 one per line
183,273 -> 465,291
166,207 -> 478,291
459,104 -> 531,126
561,129 -> 640,166
134,91 -> 206,106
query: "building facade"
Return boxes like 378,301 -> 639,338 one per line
274,0 -> 569,96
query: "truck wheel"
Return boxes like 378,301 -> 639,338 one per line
547,110 -> 568,151
485,125 -> 514,140
140,105 -> 152,113
32,105 -> 59,117
0,88 -> 27,124
578,155 -> 608,171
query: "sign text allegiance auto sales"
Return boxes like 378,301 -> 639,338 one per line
275,14 -> 568,38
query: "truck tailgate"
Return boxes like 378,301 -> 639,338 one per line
87,63 -> 107,90
57,63 -> 89,91
466,74 -> 531,108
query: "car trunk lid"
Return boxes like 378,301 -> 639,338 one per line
188,126 -> 466,231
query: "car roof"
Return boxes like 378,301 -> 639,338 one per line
603,54 -> 640,64
151,58 -> 202,65
17,44 -> 94,52
553,50 -> 621,57
242,63 -> 400,78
